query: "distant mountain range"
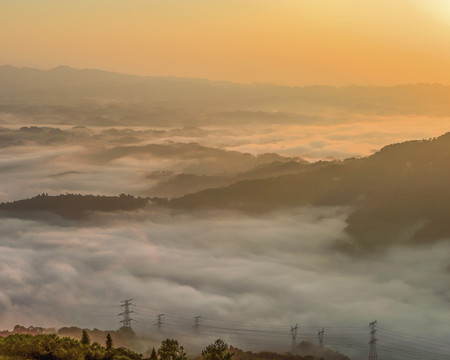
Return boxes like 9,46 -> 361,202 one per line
1,65 -> 449,128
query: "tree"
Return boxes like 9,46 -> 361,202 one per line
81,330 -> 91,346
150,347 -> 158,360
157,339 -> 187,360
106,333 -> 113,350
201,339 -> 234,360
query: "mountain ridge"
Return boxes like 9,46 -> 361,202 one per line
1,133 -> 449,250
168,132 -> 450,249
2,64 -> 450,89
2,65 -> 450,128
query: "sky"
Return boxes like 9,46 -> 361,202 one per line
1,0 -> 450,86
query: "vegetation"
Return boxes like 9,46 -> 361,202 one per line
157,339 -> 187,360
57,326 -> 136,350
81,330 -> 91,346
201,339 -> 233,360
169,132 -> 450,250
0,334 -> 349,360
0,193 -> 149,220
0,333 -> 142,360
106,334 -> 113,351
150,348 -> 157,360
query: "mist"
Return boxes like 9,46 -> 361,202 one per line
1,114 -> 449,202
0,208 -> 449,359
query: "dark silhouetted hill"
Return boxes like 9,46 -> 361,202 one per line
147,160 -> 312,198
169,133 -> 450,249
0,193 -> 150,220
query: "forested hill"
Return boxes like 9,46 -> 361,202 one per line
169,132 -> 450,249
2,133 -> 450,249
0,193 -> 151,220
0,333 -> 142,360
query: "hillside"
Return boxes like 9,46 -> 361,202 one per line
148,161 -> 312,198
1,133 -> 449,250
169,133 -> 450,249
0,193 -> 150,220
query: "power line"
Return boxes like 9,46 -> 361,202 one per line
79,302 -> 449,359
377,326 -> 450,349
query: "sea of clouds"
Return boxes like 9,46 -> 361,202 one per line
0,207 -> 449,359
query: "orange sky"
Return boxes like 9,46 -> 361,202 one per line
1,0 -> 450,86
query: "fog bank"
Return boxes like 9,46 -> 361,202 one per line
0,208 -> 448,359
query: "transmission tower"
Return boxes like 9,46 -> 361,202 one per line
368,320 -> 378,360
118,299 -> 134,328
156,314 -> 165,331
194,316 -> 201,332
318,328 -> 324,348
290,324 -> 298,353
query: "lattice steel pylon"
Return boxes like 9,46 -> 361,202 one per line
368,320 -> 378,360
119,299 -> 134,328
156,314 -> 165,331
194,316 -> 201,332
290,324 -> 298,353
318,328 -> 324,348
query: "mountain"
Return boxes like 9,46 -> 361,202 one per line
1,133 -> 449,250
147,160 -> 312,198
1,65 -> 450,128
169,133 -> 450,250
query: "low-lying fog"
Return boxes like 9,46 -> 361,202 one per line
0,116 -> 448,201
0,207 -> 449,359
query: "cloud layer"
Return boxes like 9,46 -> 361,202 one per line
0,208 -> 448,359
1,115 -> 449,202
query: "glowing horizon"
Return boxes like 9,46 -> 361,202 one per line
2,0 -> 450,86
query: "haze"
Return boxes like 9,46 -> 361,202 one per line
2,0 -> 450,86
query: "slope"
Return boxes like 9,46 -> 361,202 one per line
169,133 -> 450,249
